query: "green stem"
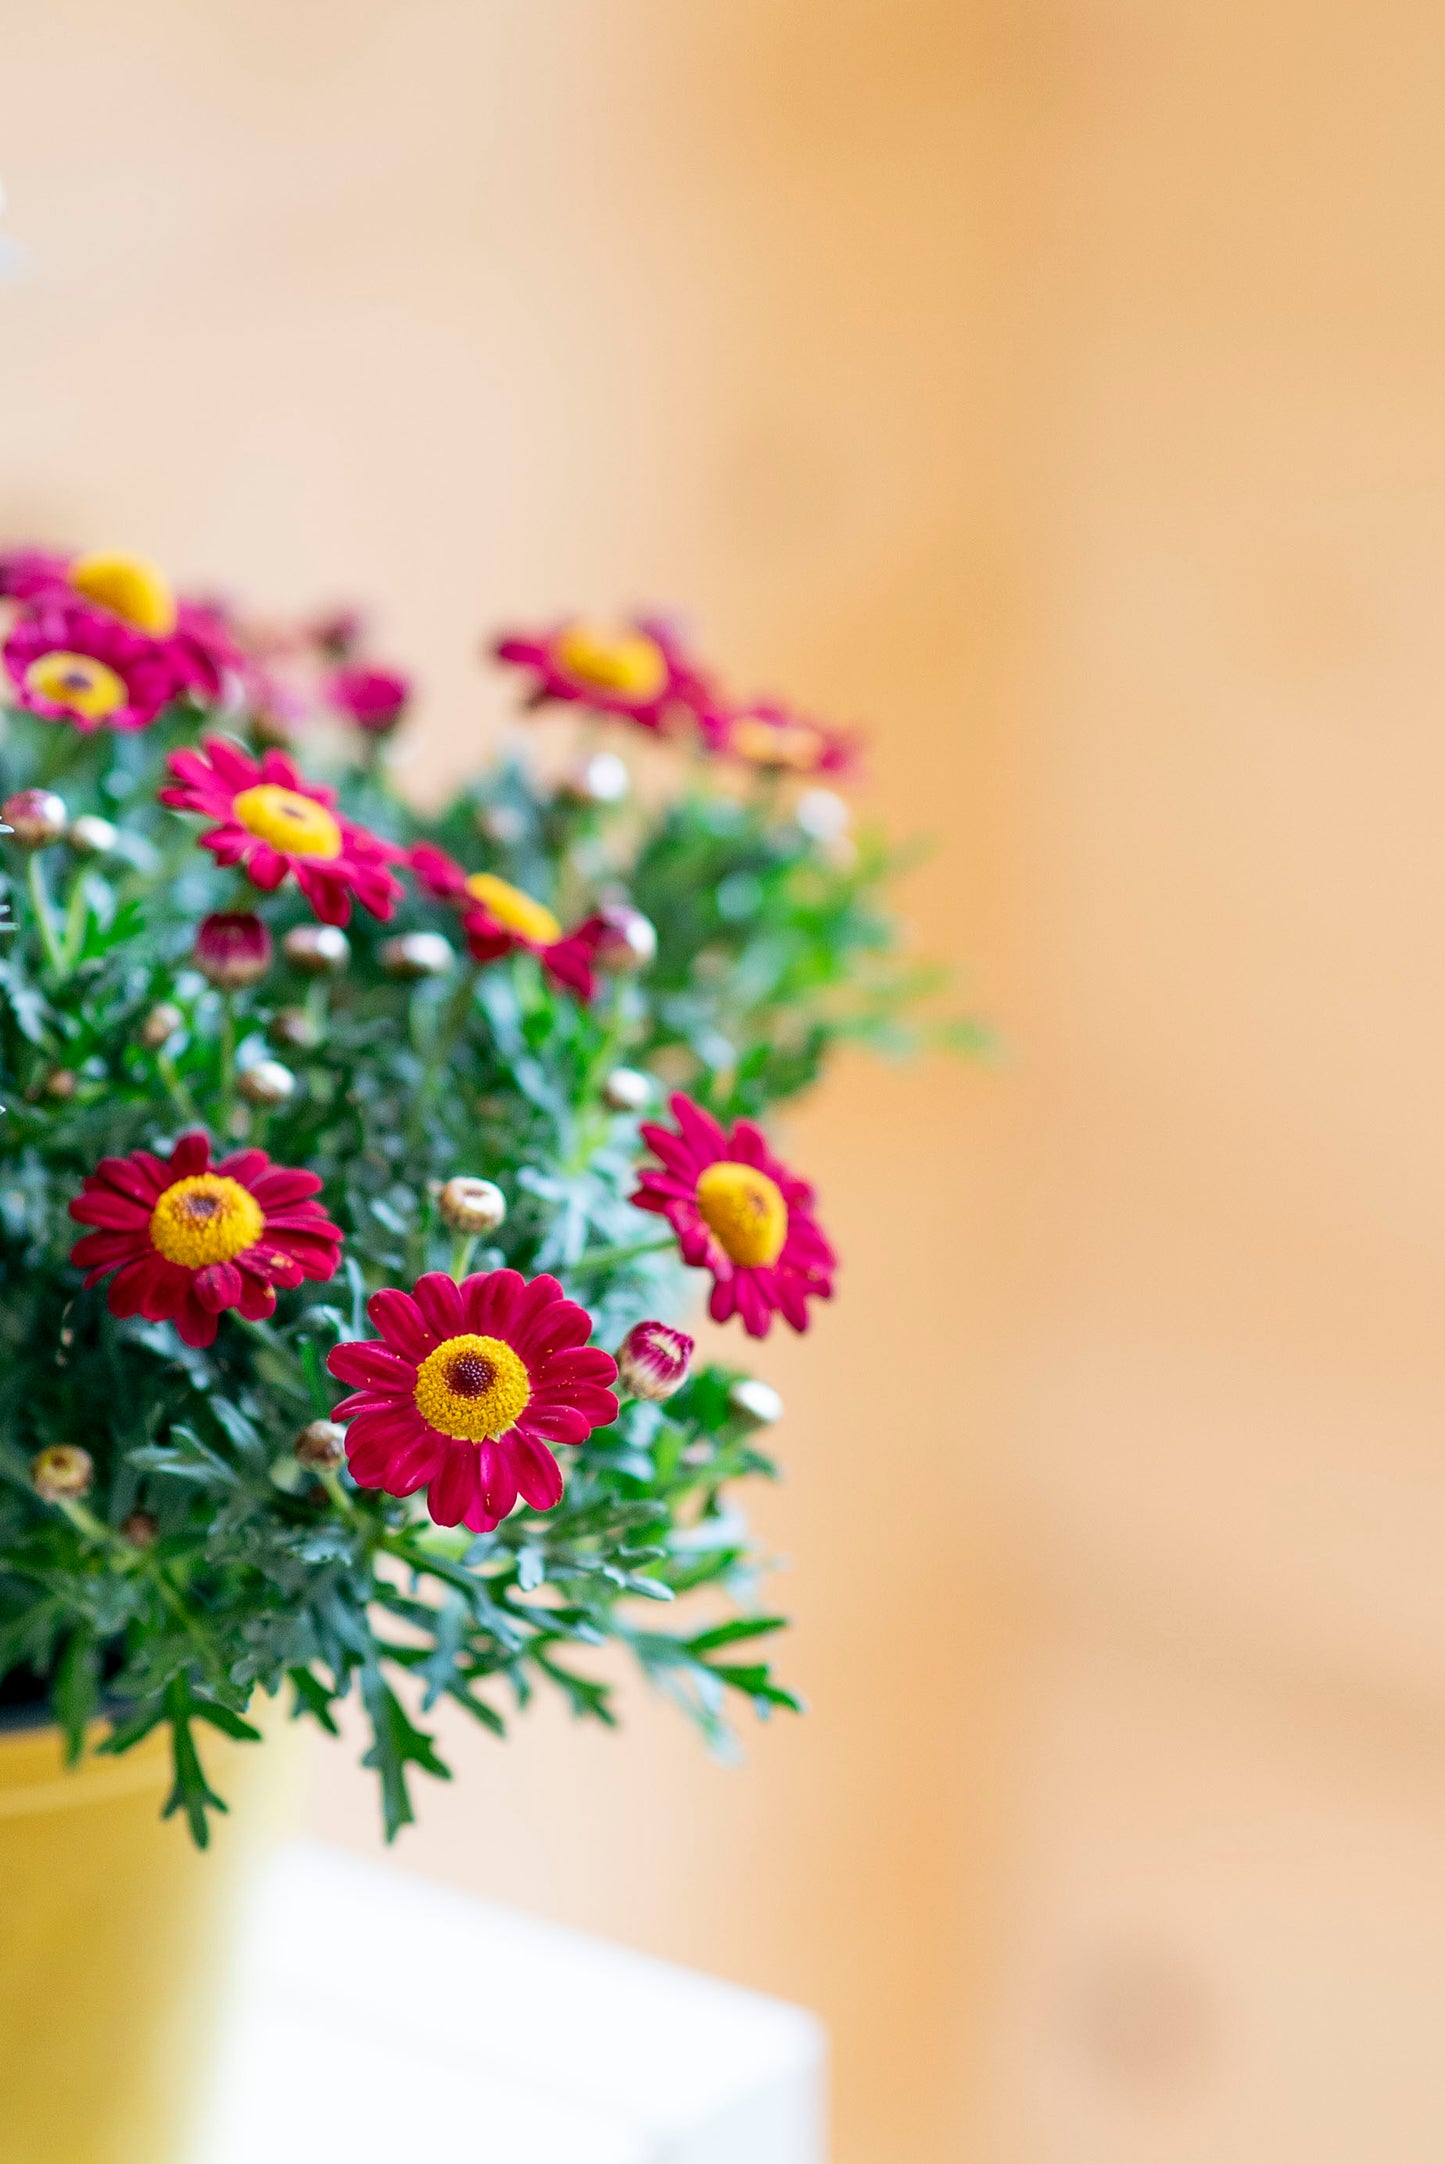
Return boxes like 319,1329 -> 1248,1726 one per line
56,1497 -> 113,1547
319,1468 -> 357,1520
156,1050 -> 201,1126
566,1232 -> 675,1276
218,991 -> 237,1128
450,1233 -> 478,1281
59,865 -> 89,971
25,853 -> 65,975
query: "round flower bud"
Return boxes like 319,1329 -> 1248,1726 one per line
270,1005 -> 320,1051
795,788 -> 851,844
602,1066 -> 652,1114
43,1067 -> 77,1102
328,664 -> 410,735
3,788 -> 68,849
31,1445 -> 94,1503
436,1176 -> 507,1236
477,803 -> 525,847
593,901 -> 658,973
561,750 -> 630,807
728,1376 -> 784,1428
66,813 -> 118,857
282,922 -> 350,975
617,1320 -> 694,1402
194,910 -> 273,989
237,1057 -> 296,1107
378,930 -> 454,979
138,1001 -> 184,1049
121,1509 -> 159,1549
295,1419 -> 346,1471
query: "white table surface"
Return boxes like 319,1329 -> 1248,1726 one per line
191,1841 -> 826,2164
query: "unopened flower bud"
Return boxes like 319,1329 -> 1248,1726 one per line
270,1005 -> 320,1051
795,788 -> 850,844
43,1067 -> 77,1101
67,813 -> 118,857
282,922 -> 350,975
3,789 -> 68,848
295,1419 -> 346,1470
561,750 -> 630,807
328,664 -> 410,735
729,1376 -> 784,1427
477,803 -> 525,847
602,1066 -> 652,1113
437,1176 -> 507,1235
238,1057 -> 295,1107
31,1445 -> 94,1503
617,1320 -> 694,1402
139,1001 -> 184,1049
194,910 -> 273,989
378,930 -> 454,979
593,901 -> 657,973
121,1509 -> 159,1548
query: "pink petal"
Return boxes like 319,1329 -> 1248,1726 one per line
367,1286 -> 436,1363
411,1271 -> 465,1340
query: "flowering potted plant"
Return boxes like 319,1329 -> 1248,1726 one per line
0,550 -> 968,2160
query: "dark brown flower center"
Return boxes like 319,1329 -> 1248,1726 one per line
445,1350 -> 496,1399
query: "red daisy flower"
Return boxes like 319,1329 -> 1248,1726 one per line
632,1093 -> 837,1337
159,737 -> 404,926
327,664 -> 410,734
69,1132 -> 343,1349
698,699 -> 862,780
326,1270 -> 619,1534
493,613 -> 710,734
4,598 -> 203,733
409,843 -> 607,1000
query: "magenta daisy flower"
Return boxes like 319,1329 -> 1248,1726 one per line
4,598 -> 202,733
327,664 -> 410,734
632,1093 -> 837,1337
410,843 -> 607,1000
326,1270 -> 619,1533
698,699 -> 862,780
160,737 -> 404,926
69,1132 -> 343,1349
494,614 -> 709,734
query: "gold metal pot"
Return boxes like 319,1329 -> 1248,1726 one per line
0,1712 -> 286,2164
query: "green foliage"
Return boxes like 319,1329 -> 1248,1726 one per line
0,689 -> 969,1842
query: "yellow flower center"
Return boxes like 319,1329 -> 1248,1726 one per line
24,650 -> 128,720
730,717 -> 824,771
695,1161 -> 789,1268
231,783 -> 343,860
464,872 -> 562,946
413,1333 -> 532,1442
69,552 -> 177,637
554,622 -> 668,700
149,1175 -> 265,1268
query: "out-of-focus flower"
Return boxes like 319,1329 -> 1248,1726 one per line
326,1270 -> 619,1534
2,787 -> 67,847
699,699 -> 861,780
66,813 -> 117,856
410,844 -> 606,1001
121,1509 -> 159,1547
437,1176 -> 507,1235
494,614 -> 710,734
270,1006 -> 320,1051
560,750 -> 630,806
43,1067 -> 77,1101
308,607 -> 367,662
327,664 -> 410,735
4,598 -> 200,732
193,911 -> 273,989
69,1131 -> 342,1349
295,1418 -> 346,1470
632,1092 -> 836,1338
616,1319 -> 694,1401
160,737 -> 404,926
31,1445 -> 93,1503
138,1002 -> 184,1049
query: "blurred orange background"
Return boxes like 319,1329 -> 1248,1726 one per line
6,3 -> 1445,2159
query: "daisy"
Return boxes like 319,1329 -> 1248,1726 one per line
326,1270 -> 619,1533
494,613 -> 709,734
410,843 -> 606,1000
4,597 -> 202,733
160,737 -> 404,926
698,698 -> 861,780
632,1092 -> 836,1337
327,664 -> 410,734
69,1132 -> 343,1349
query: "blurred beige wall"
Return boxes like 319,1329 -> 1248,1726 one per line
5,3 -> 1445,2160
